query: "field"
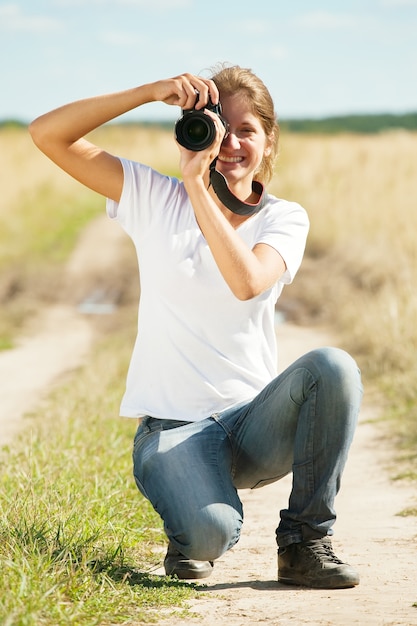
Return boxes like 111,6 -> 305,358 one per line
0,124 -> 416,624
2,124 -> 415,451
271,129 -> 417,463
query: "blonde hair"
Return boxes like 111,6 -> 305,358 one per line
210,63 -> 279,185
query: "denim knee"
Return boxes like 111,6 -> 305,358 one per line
305,347 -> 362,393
169,502 -> 242,562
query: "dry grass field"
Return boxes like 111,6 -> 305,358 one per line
271,130 -> 417,464
1,123 -> 417,625
1,124 -> 416,460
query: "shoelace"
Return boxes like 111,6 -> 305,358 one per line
305,540 -> 344,565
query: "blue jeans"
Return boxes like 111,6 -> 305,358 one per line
132,347 -> 363,561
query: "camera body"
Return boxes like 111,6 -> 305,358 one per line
174,97 -> 228,151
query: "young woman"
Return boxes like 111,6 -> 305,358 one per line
30,64 -> 363,589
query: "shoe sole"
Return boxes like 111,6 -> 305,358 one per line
278,572 -> 359,589
165,566 -> 213,580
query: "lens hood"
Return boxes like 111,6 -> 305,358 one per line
175,109 -> 217,151
174,99 -> 227,152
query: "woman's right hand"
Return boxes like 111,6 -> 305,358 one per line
29,73 -> 219,203
152,73 -> 219,112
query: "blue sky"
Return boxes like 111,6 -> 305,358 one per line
1,0 -> 416,123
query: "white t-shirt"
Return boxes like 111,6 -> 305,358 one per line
107,158 -> 309,421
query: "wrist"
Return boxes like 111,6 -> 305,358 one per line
183,173 -> 208,197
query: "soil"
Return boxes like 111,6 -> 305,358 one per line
1,216 -> 416,626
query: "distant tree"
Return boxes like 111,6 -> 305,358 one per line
279,112 -> 417,134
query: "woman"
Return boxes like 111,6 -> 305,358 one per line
30,64 -> 363,589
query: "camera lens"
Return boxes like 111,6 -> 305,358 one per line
185,118 -> 211,144
175,110 -> 216,151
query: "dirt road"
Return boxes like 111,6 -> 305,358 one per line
1,217 -> 416,625
159,322 -> 417,626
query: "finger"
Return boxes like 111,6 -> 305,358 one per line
166,74 -> 196,109
204,108 -> 227,141
193,79 -> 219,109
180,75 -> 202,109
167,74 -> 219,109
177,75 -> 219,110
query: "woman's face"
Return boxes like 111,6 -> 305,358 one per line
216,92 -> 271,188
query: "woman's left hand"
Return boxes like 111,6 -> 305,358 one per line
178,107 -> 227,183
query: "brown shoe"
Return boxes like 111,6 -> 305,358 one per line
164,542 -> 214,580
278,537 -> 359,589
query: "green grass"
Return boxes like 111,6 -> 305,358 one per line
0,184 -> 103,269
1,126 -> 417,623
0,323 -> 200,625
0,184 -> 104,350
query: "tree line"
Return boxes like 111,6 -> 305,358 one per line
278,111 -> 417,134
1,111 -> 417,134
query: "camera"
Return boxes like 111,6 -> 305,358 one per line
174,96 -> 228,151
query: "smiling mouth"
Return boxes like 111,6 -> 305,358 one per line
218,156 -> 244,163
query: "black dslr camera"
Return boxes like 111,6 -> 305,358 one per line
174,95 -> 228,151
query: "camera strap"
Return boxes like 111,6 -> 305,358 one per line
209,160 -> 267,217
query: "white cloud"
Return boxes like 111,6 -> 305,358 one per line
237,19 -> 271,35
99,29 -> 197,61
100,30 -> 143,46
53,0 -> 191,7
116,0 -> 191,6
381,0 -> 417,5
0,4 -> 63,32
295,11 -> 357,30
253,44 -> 288,61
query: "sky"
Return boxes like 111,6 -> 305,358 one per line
1,0 -> 417,124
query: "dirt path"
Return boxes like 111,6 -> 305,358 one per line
158,323 -> 417,626
0,305 -> 94,445
1,218 -> 416,625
